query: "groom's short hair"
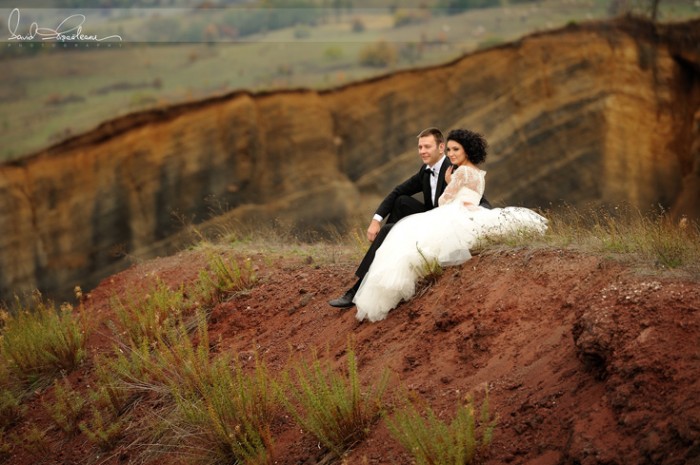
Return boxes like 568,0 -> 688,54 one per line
417,127 -> 444,145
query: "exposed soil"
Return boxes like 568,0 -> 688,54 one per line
5,246 -> 700,465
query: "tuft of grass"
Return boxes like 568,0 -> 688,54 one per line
75,344 -> 154,454
138,311 -> 278,464
0,388 -> 24,430
415,244 -> 445,282
386,390 -> 497,465
279,344 -> 389,458
111,278 -> 186,347
92,348 -> 150,416
79,406 -> 126,452
195,250 -> 257,303
0,292 -> 87,388
0,357 -> 25,429
349,228 -> 370,262
411,244 -> 445,298
170,370 -> 274,465
19,424 -> 52,458
643,216 -> 698,269
0,429 -> 12,462
96,307 -> 277,464
43,377 -> 87,435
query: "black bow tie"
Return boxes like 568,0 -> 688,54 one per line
428,168 -> 437,177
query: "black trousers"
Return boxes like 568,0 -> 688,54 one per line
355,195 -> 427,280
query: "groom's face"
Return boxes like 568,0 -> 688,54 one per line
418,135 -> 444,167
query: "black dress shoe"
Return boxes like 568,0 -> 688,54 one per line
328,289 -> 356,308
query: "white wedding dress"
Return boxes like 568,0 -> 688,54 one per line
353,165 -> 548,322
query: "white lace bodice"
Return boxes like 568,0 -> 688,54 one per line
438,165 -> 486,208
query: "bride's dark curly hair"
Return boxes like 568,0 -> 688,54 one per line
446,129 -> 488,165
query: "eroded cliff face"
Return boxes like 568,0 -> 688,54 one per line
1,17 -> 698,300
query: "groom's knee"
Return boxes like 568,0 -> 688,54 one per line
390,195 -> 424,222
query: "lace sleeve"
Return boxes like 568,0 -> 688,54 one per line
438,166 -> 485,207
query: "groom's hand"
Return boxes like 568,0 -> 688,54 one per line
367,219 -> 381,242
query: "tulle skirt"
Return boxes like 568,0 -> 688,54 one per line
353,203 -> 547,322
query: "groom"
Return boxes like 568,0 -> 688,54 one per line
328,127 -> 491,308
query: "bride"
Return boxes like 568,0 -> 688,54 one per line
353,128 -> 548,322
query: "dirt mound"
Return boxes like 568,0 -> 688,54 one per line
6,247 -> 700,465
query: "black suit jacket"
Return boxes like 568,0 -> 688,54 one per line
375,160 -> 451,219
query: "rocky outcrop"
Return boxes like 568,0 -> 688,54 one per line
0,16 -> 698,301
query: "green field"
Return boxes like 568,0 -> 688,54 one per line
1,0 -> 697,161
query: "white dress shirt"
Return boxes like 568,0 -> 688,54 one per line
428,156 -> 447,205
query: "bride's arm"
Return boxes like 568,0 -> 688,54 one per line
438,167 -> 467,206
438,167 -> 484,207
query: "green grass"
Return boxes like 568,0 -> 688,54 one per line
0,429 -> 12,462
111,278 -> 186,347
0,292 -> 88,388
0,355 -> 25,429
79,405 -> 127,452
386,390 -> 496,465
468,205 -> 700,277
279,343 -> 389,458
541,205 -> 700,272
95,306 -> 278,463
195,248 -> 258,303
43,378 -> 87,435
167,345 -> 277,464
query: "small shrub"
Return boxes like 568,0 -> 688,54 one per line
399,43 -> 422,64
477,37 -> 504,50
414,244 -> 444,284
112,279 -> 185,346
0,429 -> 11,462
393,8 -> 430,27
44,377 -> 87,435
386,391 -> 496,465
0,293 -> 87,387
0,357 -> 24,428
92,343 -> 153,415
150,313 -> 277,464
196,251 -> 257,303
643,215 -> 697,269
0,388 -> 24,429
172,380 -> 273,464
276,63 -> 294,76
19,425 -> 52,458
280,345 -> 388,457
79,406 -> 125,452
324,46 -> 344,60
358,40 -> 397,68
293,26 -> 311,39
351,17 -> 365,32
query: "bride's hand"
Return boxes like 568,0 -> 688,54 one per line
445,165 -> 454,184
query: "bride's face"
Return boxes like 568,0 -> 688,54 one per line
446,140 -> 467,165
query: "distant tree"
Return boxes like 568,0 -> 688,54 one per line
324,45 -> 343,60
358,40 -> 397,67
439,0 -> 502,15
650,0 -> 661,21
608,0 -> 663,21
608,0 -> 630,16
351,17 -> 366,32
